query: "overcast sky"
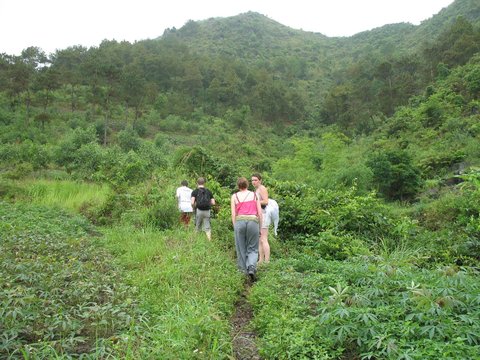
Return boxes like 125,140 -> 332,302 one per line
1,0 -> 454,56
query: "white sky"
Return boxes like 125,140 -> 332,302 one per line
1,0 -> 454,56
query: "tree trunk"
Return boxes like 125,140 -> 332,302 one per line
71,85 -> 76,112
103,114 -> 108,146
25,90 -> 31,124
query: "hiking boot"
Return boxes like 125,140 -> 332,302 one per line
247,265 -> 256,282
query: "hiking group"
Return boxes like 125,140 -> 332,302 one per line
176,177 -> 215,240
176,174 -> 279,281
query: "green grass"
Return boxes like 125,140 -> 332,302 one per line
1,179 -> 244,359
22,179 -> 112,212
100,226 -> 243,359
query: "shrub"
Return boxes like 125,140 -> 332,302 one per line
367,149 -> 423,201
173,146 -> 237,188
117,126 -> 141,152
144,200 -> 178,230
274,181 -> 404,246
303,231 -> 369,260
54,126 -> 99,172
0,142 -> 51,171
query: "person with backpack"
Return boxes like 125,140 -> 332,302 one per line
231,177 -> 263,281
191,177 -> 215,240
176,180 -> 193,227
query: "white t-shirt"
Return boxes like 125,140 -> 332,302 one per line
176,186 -> 193,212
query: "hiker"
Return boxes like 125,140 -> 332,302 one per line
251,173 -> 270,264
176,180 -> 193,226
191,177 -> 215,240
231,177 -> 262,281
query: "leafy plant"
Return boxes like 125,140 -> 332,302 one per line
0,201 -> 142,358
366,149 -> 423,201
250,257 -> 480,359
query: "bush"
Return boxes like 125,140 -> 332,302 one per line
118,151 -> 151,185
54,126 -> 99,172
117,126 -> 141,152
173,146 -> 237,188
71,142 -> 105,180
144,200 -> 178,230
274,181 -> 404,245
303,231 -> 369,260
0,142 -> 51,171
367,149 -> 423,201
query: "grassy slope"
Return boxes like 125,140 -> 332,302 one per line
0,180 -> 243,359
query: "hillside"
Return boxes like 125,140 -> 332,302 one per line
154,0 -> 480,128
0,0 -> 479,179
163,12 -> 332,61
162,0 -> 480,61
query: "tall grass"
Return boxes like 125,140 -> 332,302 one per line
100,225 -> 243,359
23,179 -> 111,212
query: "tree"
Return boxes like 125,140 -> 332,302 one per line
1,55 -> 33,111
423,17 -> 480,79
366,150 -> 423,201
272,137 -> 321,186
121,61 -> 147,122
322,84 -> 354,127
32,65 -> 60,113
180,61 -> 203,102
50,46 -> 88,111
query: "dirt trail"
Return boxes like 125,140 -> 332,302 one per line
230,280 -> 262,360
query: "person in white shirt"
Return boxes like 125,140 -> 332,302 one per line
176,180 -> 193,226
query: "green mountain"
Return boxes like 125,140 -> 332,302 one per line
155,0 -> 480,128
162,0 -> 479,63
0,0 -> 479,176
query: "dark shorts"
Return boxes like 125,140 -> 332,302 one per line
180,212 -> 192,225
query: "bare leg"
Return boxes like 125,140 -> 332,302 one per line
258,228 -> 270,263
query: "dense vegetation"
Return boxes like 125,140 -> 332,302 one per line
1,0 -> 479,358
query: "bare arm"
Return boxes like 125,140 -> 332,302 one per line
256,196 -> 263,228
231,194 -> 236,225
259,185 -> 269,207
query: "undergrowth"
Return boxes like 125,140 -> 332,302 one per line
0,201 -> 142,358
250,256 -> 480,359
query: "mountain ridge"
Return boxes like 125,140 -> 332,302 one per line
159,0 -> 479,61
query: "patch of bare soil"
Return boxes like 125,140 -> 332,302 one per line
231,279 -> 262,360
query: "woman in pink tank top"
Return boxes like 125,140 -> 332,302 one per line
231,177 -> 263,281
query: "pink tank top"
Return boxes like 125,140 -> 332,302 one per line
235,192 -> 258,215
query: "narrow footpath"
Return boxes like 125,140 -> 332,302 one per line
230,279 -> 262,360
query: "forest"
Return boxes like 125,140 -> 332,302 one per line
1,0 -> 480,358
